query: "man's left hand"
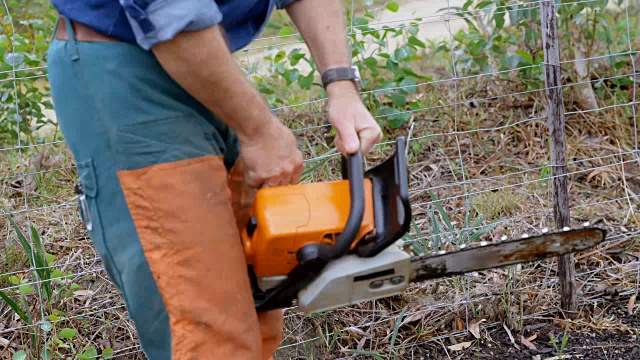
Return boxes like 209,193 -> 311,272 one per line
326,81 -> 382,156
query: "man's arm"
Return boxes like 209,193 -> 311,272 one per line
151,25 -> 303,188
152,25 -> 272,144
281,0 -> 351,74
284,0 -> 382,155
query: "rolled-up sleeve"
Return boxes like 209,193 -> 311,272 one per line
119,0 -> 223,50
275,0 -> 298,9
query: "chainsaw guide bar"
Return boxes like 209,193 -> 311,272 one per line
409,225 -> 606,282
293,225 -> 605,314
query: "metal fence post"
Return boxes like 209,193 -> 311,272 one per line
540,0 -> 576,318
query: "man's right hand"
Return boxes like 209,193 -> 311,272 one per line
239,117 -> 304,189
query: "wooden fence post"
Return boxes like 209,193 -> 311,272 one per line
540,0 -> 576,318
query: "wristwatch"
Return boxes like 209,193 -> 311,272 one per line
321,65 -> 361,90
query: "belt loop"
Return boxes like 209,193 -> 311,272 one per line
50,15 -> 60,43
63,16 -> 80,61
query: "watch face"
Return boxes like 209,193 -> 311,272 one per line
352,66 -> 361,81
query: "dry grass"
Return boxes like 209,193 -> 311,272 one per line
1,62 -> 639,358
273,60 -> 640,358
1,73 -> 637,359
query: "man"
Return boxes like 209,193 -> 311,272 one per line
46,0 -> 381,359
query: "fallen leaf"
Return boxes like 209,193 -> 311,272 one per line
503,323 -> 515,345
521,335 -> 537,350
24,151 -> 46,193
447,341 -> 473,351
42,154 -> 65,170
468,319 -> 485,339
73,290 -> 93,297
356,336 -> 367,350
586,168 -> 605,183
481,120 -> 497,128
630,178 -> 640,196
584,136 -> 609,144
524,323 -> 546,332
401,311 -> 428,325
527,334 -> 538,342
593,306 -> 603,317
628,293 -> 637,315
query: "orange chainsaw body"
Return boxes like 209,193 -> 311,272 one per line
241,179 -> 376,278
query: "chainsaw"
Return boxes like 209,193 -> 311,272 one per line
240,137 -> 606,314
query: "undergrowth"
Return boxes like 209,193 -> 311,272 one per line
0,0 -> 638,359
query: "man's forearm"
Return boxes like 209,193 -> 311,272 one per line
285,0 -> 352,74
285,0 -> 358,96
151,25 -> 274,143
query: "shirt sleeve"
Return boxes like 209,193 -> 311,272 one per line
275,0 -> 298,9
119,0 -> 223,50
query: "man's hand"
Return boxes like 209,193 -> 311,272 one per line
325,81 -> 382,155
240,118 -> 304,188
284,0 -> 383,155
151,25 -> 303,188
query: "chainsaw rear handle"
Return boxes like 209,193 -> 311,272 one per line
302,150 -> 365,262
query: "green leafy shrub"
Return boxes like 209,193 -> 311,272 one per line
432,0 -> 636,98
1,1 -> 57,147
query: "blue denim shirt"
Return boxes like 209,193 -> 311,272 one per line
51,0 -> 297,51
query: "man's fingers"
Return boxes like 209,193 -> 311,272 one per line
334,123 -> 360,155
289,165 -> 303,185
244,172 -> 261,189
262,176 -> 286,189
253,161 -> 303,189
358,126 -> 382,154
292,159 -> 304,185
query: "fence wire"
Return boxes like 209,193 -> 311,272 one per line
0,0 -> 638,359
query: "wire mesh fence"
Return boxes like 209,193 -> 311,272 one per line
0,0 -> 638,359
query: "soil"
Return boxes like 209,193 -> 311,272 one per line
397,294 -> 640,360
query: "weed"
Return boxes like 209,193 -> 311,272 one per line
549,320 -> 572,357
471,188 -> 523,221
344,349 -> 385,360
388,305 -> 408,358
0,213 -> 113,359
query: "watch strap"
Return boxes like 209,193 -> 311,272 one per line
321,66 -> 360,89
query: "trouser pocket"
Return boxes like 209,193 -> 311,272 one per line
74,158 -> 123,291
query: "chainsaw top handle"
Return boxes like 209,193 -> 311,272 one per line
311,150 -> 366,261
